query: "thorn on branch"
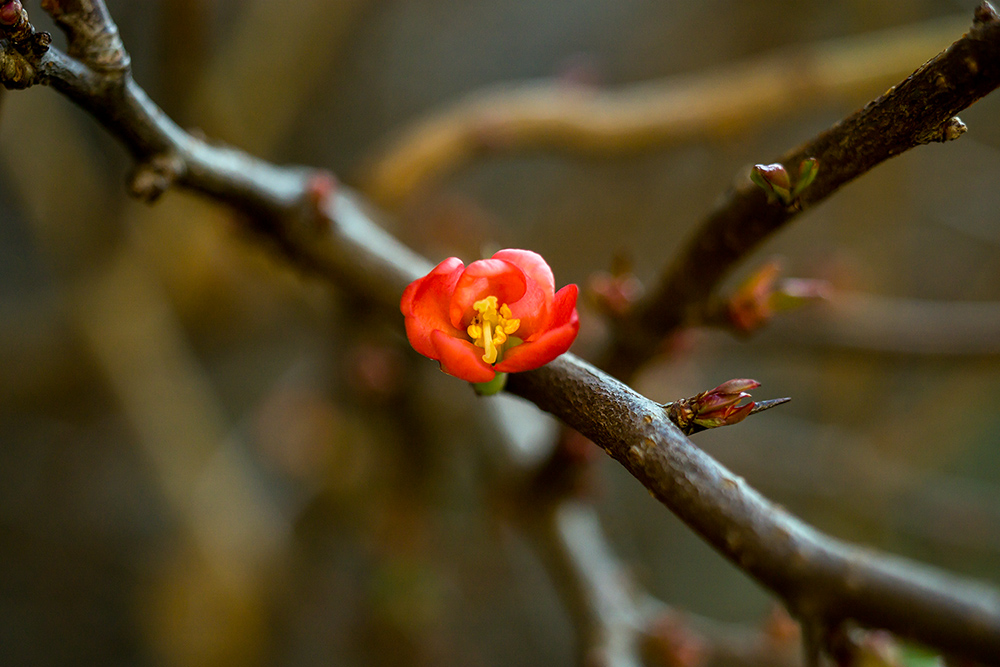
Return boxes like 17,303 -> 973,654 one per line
128,153 -> 184,203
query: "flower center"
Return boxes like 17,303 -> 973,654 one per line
467,296 -> 520,365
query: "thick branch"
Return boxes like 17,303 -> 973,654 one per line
507,355 -> 1000,663
608,4 -> 1000,376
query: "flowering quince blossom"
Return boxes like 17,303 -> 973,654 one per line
400,249 -> 580,384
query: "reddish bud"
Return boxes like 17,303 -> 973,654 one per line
664,379 -> 761,434
0,1 -> 23,26
750,163 -> 792,203
588,270 -> 644,318
727,261 -> 829,334
728,261 -> 781,333
793,157 -> 820,197
750,158 -> 820,206
641,612 -> 707,667
306,171 -> 337,212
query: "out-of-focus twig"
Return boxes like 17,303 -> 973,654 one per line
188,0 -> 371,155
773,290 -> 1000,356
521,499 -> 647,667
360,14 -> 967,209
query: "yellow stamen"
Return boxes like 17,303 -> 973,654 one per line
467,295 -> 521,364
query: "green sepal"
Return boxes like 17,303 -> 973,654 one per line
792,157 -> 819,198
472,372 -> 508,396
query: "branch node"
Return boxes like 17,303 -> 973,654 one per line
941,116 -> 967,141
918,116 -> 967,144
128,153 -> 184,203
302,171 -> 338,232
0,47 -> 37,88
0,1 -> 50,62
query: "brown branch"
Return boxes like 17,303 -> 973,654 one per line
506,355 -> 1000,663
517,499 -> 647,666
4,2 -> 1000,663
607,2 -> 1000,378
40,0 -> 128,72
359,13 -> 967,209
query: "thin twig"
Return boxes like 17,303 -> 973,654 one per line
606,3 -> 1000,378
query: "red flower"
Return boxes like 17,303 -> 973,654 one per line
401,249 -> 580,383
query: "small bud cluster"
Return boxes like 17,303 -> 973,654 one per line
0,0 -> 51,60
662,379 -> 759,435
750,158 -> 819,208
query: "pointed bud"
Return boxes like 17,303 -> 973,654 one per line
727,261 -> 781,333
751,163 -> 792,204
664,379 -> 763,434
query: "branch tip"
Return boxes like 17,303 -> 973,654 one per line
974,2 -> 1000,27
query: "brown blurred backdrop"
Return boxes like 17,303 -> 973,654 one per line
1,0 -> 999,665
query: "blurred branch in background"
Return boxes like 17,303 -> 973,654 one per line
187,0 -> 372,155
776,290 -> 1000,355
360,13 -> 967,210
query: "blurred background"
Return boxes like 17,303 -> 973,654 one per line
1,0 -> 999,665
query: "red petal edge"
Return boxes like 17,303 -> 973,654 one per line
401,258 -> 465,359
430,330 -> 496,383
495,284 -> 579,373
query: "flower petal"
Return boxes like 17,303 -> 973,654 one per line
494,249 -> 556,336
495,284 -> 579,373
449,259 -> 527,328
401,257 -> 465,358
548,284 -> 579,326
431,330 -> 496,382
491,249 -> 554,295
495,315 -> 579,373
